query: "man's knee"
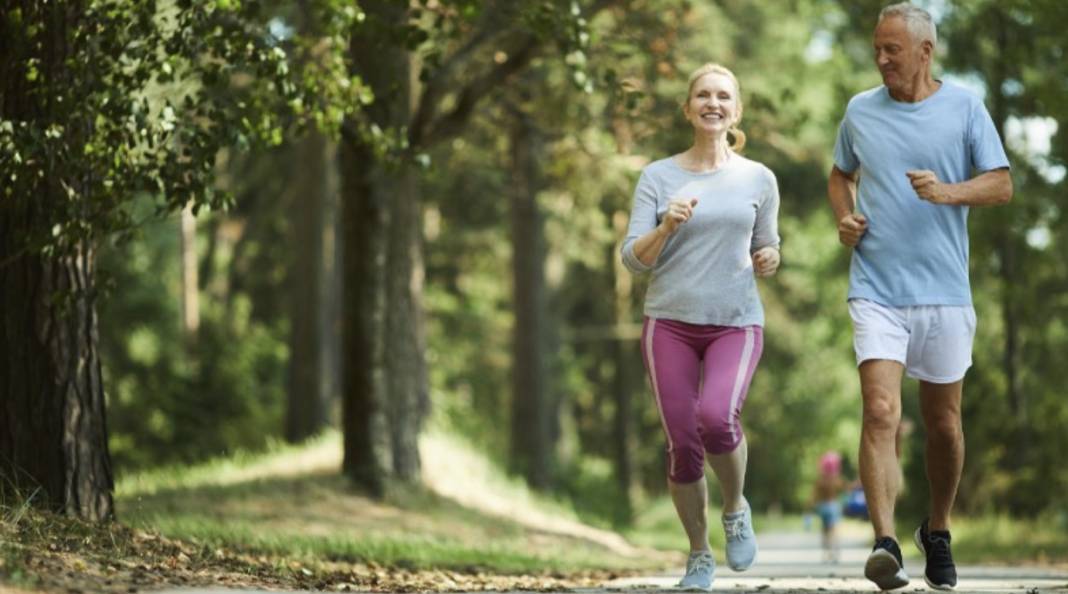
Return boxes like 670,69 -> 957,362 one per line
926,412 -> 963,442
861,384 -> 900,433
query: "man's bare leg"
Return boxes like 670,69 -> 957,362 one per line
919,379 -> 964,532
859,359 -> 905,539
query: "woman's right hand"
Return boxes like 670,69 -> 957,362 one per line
658,197 -> 699,236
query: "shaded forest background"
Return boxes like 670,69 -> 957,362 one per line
3,0 -> 1067,528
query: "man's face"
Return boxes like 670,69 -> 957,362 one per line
873,16 -> 929,93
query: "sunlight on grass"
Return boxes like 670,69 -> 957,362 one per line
144,514 -> 630,573
114,429 -> 671,573
116,431 -> 341,497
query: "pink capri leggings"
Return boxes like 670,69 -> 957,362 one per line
640,317 -> 763,484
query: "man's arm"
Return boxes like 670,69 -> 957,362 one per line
906,168 -> 1013,206
828,165 -> 867,247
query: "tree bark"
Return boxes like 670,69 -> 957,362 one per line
508,108 -> 553,489
383,164 -> 429,481
286,131 -> 334,443
339,0 -> 410,493
0,0 -> 114,522
339,137 -> 390,496
0,235 -> 114,521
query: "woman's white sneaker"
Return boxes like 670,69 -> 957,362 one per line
722,503 -> 758,571
678,550 -> 715,591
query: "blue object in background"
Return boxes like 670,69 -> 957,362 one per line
843,485 -> 869,520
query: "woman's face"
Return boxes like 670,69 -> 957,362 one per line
684,72 -> 739,136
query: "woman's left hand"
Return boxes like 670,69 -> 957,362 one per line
752,246 -> 780,277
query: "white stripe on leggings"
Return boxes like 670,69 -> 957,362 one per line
727,327 -> 755,443
644,318 -> 676,477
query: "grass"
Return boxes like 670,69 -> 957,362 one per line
945,514 -> 1068,565
0,501 -> 41,591
114,430 -> 672,574
6,431 -> 1068,593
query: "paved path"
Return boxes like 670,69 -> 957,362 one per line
602,527 -> 1068,593
156,525 -> 1068,593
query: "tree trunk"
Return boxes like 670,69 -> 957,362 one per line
383,165 -> 429,480
0,0 -> 114,522
0,242 -> 115,521
320,142 -> 343,430
339,0 -> 413,493
339,137 -> 389,496
286,131 -> 333,443
179,204 -> 200,339
985,11 -> 1030,493
508,109 -> 553,489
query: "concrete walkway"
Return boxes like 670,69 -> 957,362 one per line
602,527 -> 1068,593
155,525 -> 1068,594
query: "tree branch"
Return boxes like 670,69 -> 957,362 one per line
408,6 -> 512,147
409,0 -> 626,149
414,33 -> 540,149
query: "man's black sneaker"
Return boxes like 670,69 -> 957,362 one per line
864,536 -> 910,591
914,519 -> 958,590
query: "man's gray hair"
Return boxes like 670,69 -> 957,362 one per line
879,2 -> 937,47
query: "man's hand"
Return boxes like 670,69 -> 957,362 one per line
752,246 -> 780,277
907,169 -> 953,204
658,197 -> 699,236
837,213 -> 867,247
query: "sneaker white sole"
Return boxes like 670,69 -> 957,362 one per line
864,549 -> 910,591
914,527 -> 957,591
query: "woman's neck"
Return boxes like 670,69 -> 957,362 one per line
679,135 -> 732,172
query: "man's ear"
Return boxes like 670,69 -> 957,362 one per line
921,39 -> 934,62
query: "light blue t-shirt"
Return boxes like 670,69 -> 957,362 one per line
620,154 -> 780,327
833,81 -> 1010,306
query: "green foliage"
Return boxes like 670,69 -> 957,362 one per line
948,513 -> 1068,564
0,0 -> 364,256
98,202 -> 287,471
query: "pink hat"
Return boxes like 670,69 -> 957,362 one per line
819,451 -> 842,477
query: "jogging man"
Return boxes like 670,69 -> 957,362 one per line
828,2 -> 1012,590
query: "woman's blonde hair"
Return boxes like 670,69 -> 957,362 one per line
684,63 -> 746,152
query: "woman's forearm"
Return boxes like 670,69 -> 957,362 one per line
632,225 -> 670,267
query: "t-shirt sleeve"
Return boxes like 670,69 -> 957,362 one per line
968,98 -> 1011,172
833,114 -> 859,174
620,169 -> 659,273
751,168 -> 781,252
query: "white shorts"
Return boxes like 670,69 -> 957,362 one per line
848,298 -> 977,383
